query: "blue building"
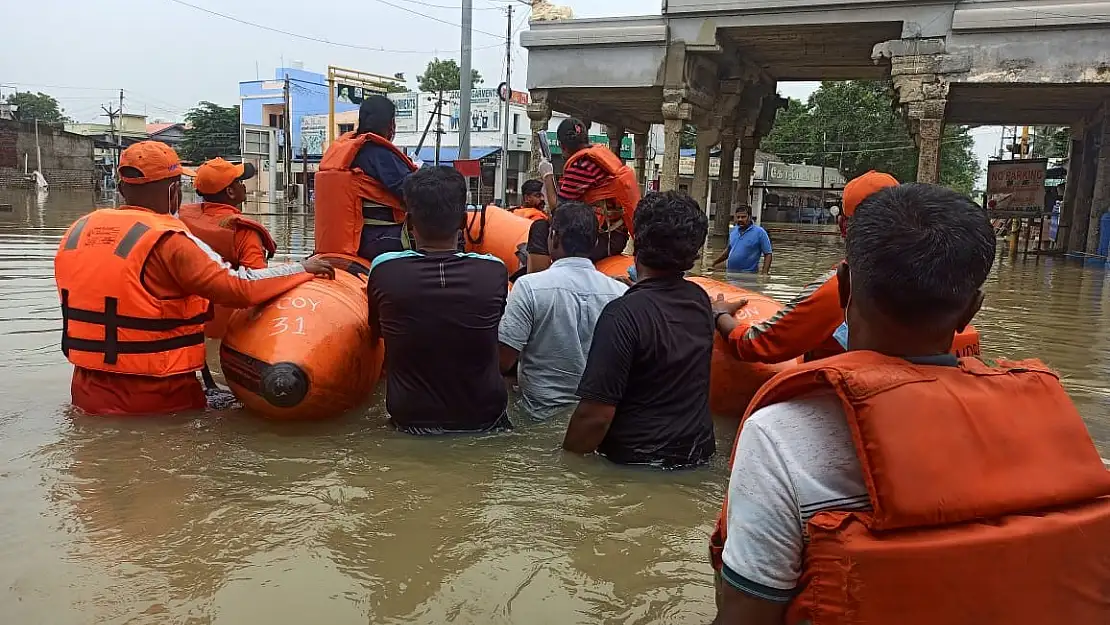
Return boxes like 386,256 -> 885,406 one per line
239,66 -> 359,157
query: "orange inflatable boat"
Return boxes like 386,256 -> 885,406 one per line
596,256 -> 796,417
464,205 -> 534,276
219,254 -> 384,420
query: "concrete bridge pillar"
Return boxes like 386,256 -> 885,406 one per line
606,124 -> 626,161
714,129 -> 738,235
1069,124 -> 1100,253
690,125 -> 720,215
527,90 -> 552,179
1056,126 -> 1084,250
737,131 -> 759,211
886,40 -> 954,184
1085,108 -> 1110,253
633,132 -> 649,189
661,95 -> 692,192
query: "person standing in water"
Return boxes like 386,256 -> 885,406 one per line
314,95 -> 420,263
711,205 -> 772,274
527,118 -> 641,272
711,184 -> 1110,625
563,191 -> 715,468
508,179 -> 547,221
368,166 -> 510,435
54,141 -> 334,416
499,202 -> 627,420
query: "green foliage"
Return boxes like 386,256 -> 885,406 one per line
1031,126 -> 1070,160
761,81 -> 981,195
5,91 -> 70,124
416,58 -> 483,93
681,123 -> 697,149
180,101 -> 240,163
382,82 -> 410,94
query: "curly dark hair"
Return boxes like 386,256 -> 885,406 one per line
632,191 -> 708,272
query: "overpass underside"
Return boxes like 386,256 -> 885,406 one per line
521,0 -> 1110,252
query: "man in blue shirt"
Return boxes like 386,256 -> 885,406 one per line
712,206 -> 772,273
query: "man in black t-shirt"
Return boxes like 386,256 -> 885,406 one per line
564,191 -> 715,468
368,166 -> 510,434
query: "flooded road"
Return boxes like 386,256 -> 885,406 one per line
1,190 -> 1108,624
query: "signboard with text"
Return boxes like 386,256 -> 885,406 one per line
446,88 -> 502,133
388,92 -> 420,133
986,159 -> 1048,216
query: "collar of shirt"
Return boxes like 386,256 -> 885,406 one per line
550,256 -> 595,270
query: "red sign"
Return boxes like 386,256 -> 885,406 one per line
453,159 -> 481,178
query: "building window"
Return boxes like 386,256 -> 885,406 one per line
338,123 -> 354,134
513,114 -> 520,134
243,129 -> 270,156
268,113 -> 284,129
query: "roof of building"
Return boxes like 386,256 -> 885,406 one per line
146,122 -> 184,136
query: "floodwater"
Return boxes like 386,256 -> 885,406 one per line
1,190 -> 1107,625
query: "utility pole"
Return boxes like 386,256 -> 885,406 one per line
118,89 -> 124,170
458,0 -> 474,160
435,91 -> 445,167
101,103 -> 121,187
283,74 -> 293,208
501,4 -> 513,205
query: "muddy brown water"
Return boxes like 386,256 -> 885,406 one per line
1,190 -> 1107,624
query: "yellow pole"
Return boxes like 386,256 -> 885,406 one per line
1020,125 -> 1030,158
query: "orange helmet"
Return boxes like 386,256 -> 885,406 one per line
842,171 -> 899,217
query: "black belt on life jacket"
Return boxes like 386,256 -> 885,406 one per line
60,289 -> 208,365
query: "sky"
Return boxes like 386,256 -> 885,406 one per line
1,0 -> 999,180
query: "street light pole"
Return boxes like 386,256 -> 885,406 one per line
458,0 -> 473,161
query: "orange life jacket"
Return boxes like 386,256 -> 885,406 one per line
55,209 -> 210,377
565,145 -> 641,235
709,350 -> 1110,625
178,202 -> 278,339
178,202 -> 276,267
314,132 -> 417,256
507,206 -> 548,222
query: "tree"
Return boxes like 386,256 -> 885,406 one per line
180,101 -> 240,163
5,91 -> 70,124
417,58 -> 483,93
1032,126 -> 1070,160
761,80 -> 981,195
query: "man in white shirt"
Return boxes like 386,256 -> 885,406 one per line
712,183 -> 999,624
498,202 -> 627,420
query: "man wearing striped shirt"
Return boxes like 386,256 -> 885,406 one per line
527,118 -> 631,272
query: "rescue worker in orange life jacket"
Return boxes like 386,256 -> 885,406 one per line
711,183 -> 1110,625
314,95 -> 421,263
507,179 -> 548,222
54,141 -> 335,417
527,117 -> 641,273
179,158 -> 274,270
178,157 -> 279,338
711,171 -> 899,363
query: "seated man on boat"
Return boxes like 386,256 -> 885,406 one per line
563,191 -> 715,468
54,141 -> 334,416
712,171 -> 898,363
507,179 -> 547,221
314,95 -> 420,263
711,183 -> 1110,625
499,202 -> 627,420
527,118 -> 641,273
368,166 -> 510,435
